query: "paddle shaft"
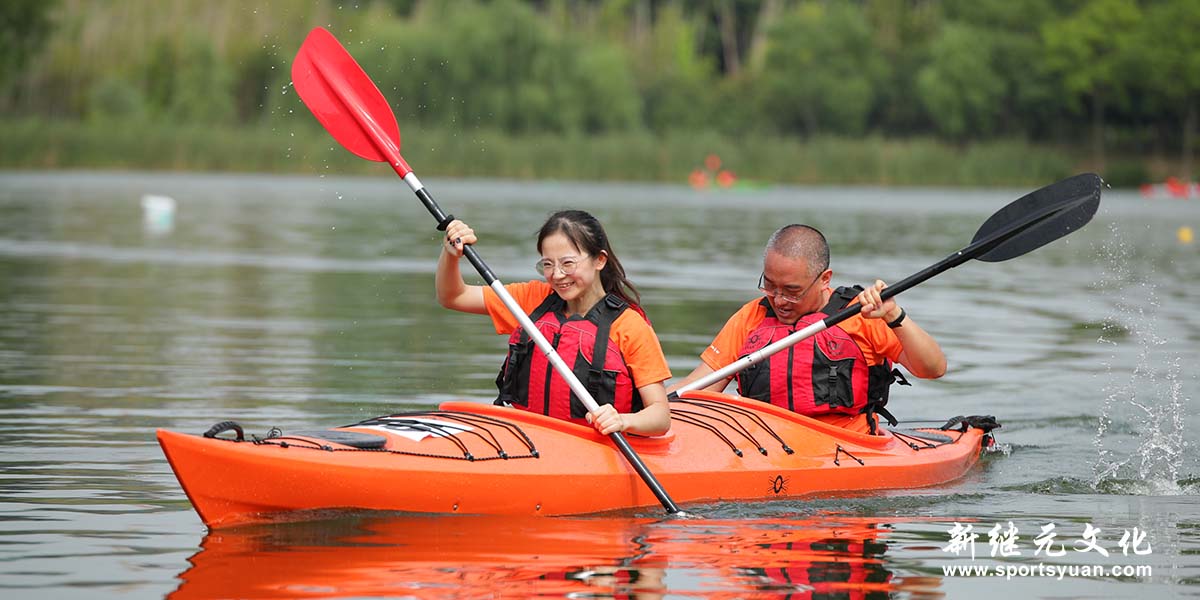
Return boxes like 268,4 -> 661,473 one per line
674,191 -> 1072,395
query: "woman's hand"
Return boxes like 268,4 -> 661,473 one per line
442,220 -> 477,258
586,404 -> 627,436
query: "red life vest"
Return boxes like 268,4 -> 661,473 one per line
735,287 -> 905,427
495,293 -> 643,422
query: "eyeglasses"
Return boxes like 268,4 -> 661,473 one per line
536,255 -> 588,276
758,271 -> 821,304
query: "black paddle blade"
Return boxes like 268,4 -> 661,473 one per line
971,173 -> 1102,263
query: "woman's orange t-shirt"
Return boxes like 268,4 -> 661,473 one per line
482,281 -> 672,389
697,290 -> 904,434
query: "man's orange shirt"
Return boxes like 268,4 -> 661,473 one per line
698,289 -> 904,433
482,281 -> 672,389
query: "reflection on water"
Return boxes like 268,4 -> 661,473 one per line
0,172 -> 1196,598
170,514 -> 907,599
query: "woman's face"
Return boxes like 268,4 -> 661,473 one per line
538,232 -> 606,305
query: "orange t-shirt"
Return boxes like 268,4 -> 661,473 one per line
482,281 -> 672,389
698,289 -> 904,434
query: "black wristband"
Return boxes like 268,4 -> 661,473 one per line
886,308 -> 907,329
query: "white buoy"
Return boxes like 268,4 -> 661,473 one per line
141,194 -> 176,234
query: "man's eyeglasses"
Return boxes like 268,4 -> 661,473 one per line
758,271 -> 820,304
536,255 -> 587,276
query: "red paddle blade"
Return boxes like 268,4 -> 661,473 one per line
292,27 -> 407,171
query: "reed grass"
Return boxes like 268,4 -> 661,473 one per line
2,118 -> 1089,187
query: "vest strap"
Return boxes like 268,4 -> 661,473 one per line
584,295 -> 627,399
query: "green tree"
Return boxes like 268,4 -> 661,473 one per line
86,76 -> 148,122
169,34 -> 235,124
1042,0 -> 1141,169
0,0 -> 56,101
758,2 -> 885,136
865,0 -> 942,135
357,0 -> 640,134
942,0 -> 1059,139
631,3 -> 716,132
1129,0 -> 1200,180
915,23 -> 1005,139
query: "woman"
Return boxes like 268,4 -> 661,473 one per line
436,210 -> 671,436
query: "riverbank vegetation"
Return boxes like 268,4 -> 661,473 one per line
2,0 -> 1194,186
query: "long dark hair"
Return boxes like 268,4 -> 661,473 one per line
536,209 -> 641,308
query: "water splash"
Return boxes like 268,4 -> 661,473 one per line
985,440 -> 1012,457
1092,222 -> 1191,495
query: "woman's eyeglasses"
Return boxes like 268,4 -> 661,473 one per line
536,256 -> 587,276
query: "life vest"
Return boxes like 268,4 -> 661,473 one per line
495,293 -> 643,421
735,286 -> 907,431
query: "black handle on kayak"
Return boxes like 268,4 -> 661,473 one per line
203,421 -> 245,441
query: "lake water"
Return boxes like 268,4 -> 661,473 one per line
0,171 -> 1196,599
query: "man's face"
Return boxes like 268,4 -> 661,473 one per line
760,251 -> 827,324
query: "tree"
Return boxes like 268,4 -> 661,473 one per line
355,0 -> 641,134
631,3 -> 716,132
1042,0 -> 1141,170
941,0 -> 1059,139
916,23 -> 1005,139
864,0 -> 942,135
0,0 -> 57,104
759,2 -> 886,136
1129,0 -> 1200,180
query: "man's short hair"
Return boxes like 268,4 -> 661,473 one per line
765,224 -> 830,273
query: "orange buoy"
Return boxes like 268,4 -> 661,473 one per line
704,154 -> 722,172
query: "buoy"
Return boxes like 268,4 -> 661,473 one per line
704,154 -> 722,172
141,194 -> 176,234
1166,177 -> 1190,198
716,169 -> 737,188
688,169 -> 710,190
1139,180 -> 1198,199
1179,226 -> 1194,245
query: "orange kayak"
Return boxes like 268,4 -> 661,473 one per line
157,390 -> 998,528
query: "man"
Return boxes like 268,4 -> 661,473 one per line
668,224 -> 946,434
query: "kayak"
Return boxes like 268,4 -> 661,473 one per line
157,390 -> 999,528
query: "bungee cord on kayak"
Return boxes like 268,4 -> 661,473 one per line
203,411 -> 544,462
670,397 -> 796,457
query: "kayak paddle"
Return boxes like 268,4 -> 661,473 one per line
673,172 -> 1103,396
291,27 -> 683,515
